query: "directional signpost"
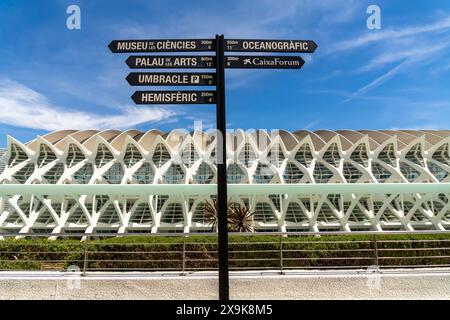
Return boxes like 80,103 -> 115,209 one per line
109,36 -> 317,301
125,55 -> 305,69
225,56 -> 304,69
131,90 -> 216,104
126,72 -> 216,86
224,39 -> 317,52
126,55 -> 215,69
109,39 -> 215,52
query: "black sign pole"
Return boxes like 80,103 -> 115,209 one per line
111,35 -> 316,302
215,34 -> 229,301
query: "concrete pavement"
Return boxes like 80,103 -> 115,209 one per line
0,269 -> 449,300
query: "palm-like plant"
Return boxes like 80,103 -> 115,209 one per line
203,199 -> 234,231
203,200 -> 254,232
229,204 -> 254,232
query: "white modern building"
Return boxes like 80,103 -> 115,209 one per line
0,129 -> 450,235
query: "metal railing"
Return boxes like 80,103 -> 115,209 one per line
0,231 -> 449,273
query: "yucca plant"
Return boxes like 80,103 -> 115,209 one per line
203,200 -> 255,232
229,204 -> 254,232
203,199 -> 234,231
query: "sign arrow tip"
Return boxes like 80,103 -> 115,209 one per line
108,41 -> 116,52
125,73 -> 132,84
299,57 -> 306,68
131,92 -> 139,103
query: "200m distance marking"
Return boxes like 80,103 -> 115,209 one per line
132,91 -> 216,104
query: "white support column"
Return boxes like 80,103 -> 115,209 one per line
112,198 -> 126,234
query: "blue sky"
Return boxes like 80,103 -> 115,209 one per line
0,0 -> 450,146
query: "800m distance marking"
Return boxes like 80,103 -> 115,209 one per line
132,91 -> 216,104
126,55 -> 215,68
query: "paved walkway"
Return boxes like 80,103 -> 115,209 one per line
1,269 -> 449,300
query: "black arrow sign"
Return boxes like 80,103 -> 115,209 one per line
126,72 -> 216,86
126,55 -> 305,69
224,39 -> 317,53
109,39 -> 215,53
226,56 -> 305,69
126,55 -> 215,69
131,91 -> 216,104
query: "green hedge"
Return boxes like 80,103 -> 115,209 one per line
0,234 -> 449,271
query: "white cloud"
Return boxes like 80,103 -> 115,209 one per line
113,0 -> 359,40
387,100 -> 450,130
0,79 -> 175,131
301,11 -> 450,104
357,41 -> 450,72
343,39 -> 450,102
342,60 -> 410,103
330,16 -> 450,52
304,119 -> 320,130
113,0 -> 303,39
307,70 -> 343,83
